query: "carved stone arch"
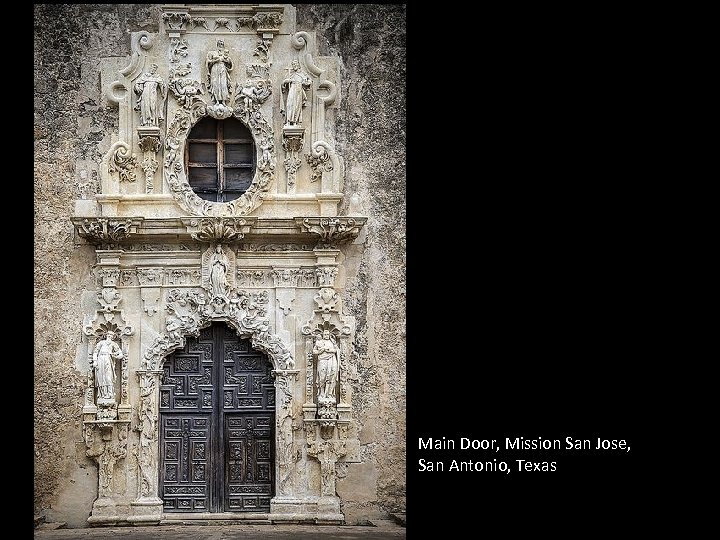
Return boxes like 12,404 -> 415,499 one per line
164,77 -> 277,218
143,288 -> 294,372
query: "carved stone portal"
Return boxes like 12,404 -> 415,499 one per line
73,4 -> 366,527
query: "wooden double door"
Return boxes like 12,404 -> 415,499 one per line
159,323 -> 275,512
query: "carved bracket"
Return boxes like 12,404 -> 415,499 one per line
188,217 -> 249,242
73,218 -> 143,245
282,126 -> 305,194
138,128 -> 162,194
295,217 -> 366,249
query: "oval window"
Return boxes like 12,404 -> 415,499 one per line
185,116 -> 256,202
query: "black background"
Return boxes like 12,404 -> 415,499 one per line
406,7 -> 655,533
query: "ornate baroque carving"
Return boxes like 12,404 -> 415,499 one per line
190,217 -> 247,242
164,74 -> 276,216
282,129 -> 304,194
306,143 -> 334,183
143,288 -> 295,371
108,142 -> 138,183
299,217 -> 364,248
76,218 -> 139,244
85,422 -> 130,499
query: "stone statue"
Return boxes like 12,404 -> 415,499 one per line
206,39 -> 233,105
281,60 -> 311,126
134,63 -> 166,127
92,331 -> 124,402
313,330 -> 339,401
209,244 -> 230,298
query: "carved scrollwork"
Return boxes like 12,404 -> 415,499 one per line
108,142 -> 138,182
306,143 -> 334,183
164,79 -> 276,216
298,217 -> 364,248
190,217 -> 247,242
143,288 -> 294,371
162,12 -> 190,31
168,63 -> 206,110
75,218 -> 140,244
236,12 -> 283,31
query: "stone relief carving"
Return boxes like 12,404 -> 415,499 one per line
134,370 -> 161,499
314,287 -> 340,313
282,130 -> 304,194
271,268 -> 301,287
313,329 -> 339,402
236,12 -> 284,31
168,63 -> 205,110
316,267 -> 338,288
306,143 -> 334,183
190,217 -> 247,242
166,268 -> 201,286
164,80 -> 275,216
281,60 -> 311,127
108,142 -> 139,183
136,268 -> 164,287
254,38 -> 271,64
188,16 -> 209,31
299,217 -> 364,249
85,423 -> 129,499
305,425 -> 347,495
274,370 -> 299,495
239,243 -> 313,252
169,38 -> 188,63
138,135 -> 162,193
142,288 -> 295,371
237,269 -> 267,287
162,12 -> 190,31
206,39 -> 234,118
134,63 -> 166,127
76,218 -> 139,244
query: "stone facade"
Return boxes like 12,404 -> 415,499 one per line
34,4 -> 405,528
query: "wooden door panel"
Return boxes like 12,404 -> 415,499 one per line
160,323 -> 275,513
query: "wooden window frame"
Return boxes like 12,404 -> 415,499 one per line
186,118 -> 255,202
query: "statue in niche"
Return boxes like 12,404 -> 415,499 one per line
313,330 -> 339,401
207,39 -> 233,106
281,60 -> 311,126
92,331 -> 124,402
134,63 -> 166,127
209,244 -> 230,299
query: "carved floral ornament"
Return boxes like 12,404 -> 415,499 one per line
164,57 -> 276,217
162,12 -> 283,33
74,218 -> 142,244
296,217 -> 366,248
142,288 -> 295,372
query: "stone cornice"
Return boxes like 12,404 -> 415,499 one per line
72,216 -> 367,246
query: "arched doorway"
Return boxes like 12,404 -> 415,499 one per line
159,322 -> 275,513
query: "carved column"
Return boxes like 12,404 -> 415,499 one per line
129,369 -> 164,524
272,369 -> 299,497
84,421 -> 131,525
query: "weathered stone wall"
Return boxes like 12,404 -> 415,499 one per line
294,5 -> 406,522
34,4 -> 405,526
